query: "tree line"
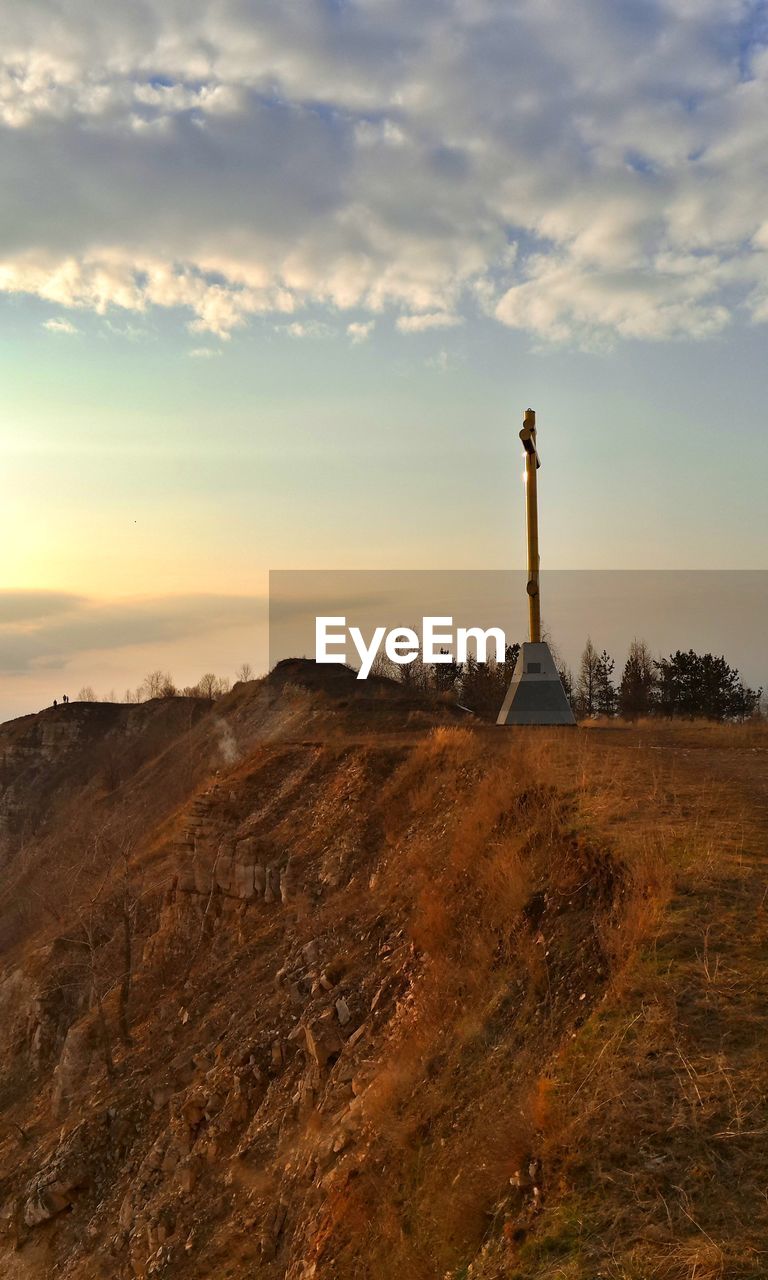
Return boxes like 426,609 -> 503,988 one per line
67,647 -> 762,723
386,637 -> 762,722
70,664 -> 255,706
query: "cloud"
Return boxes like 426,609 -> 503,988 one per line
279,320 -> 335,339
0,592 -> 265,675
396,312 -> 463,333
42,317 -> 79,334
347,319 -> 374,343
426,350 -> 454,373
0,591 -> 86,625
188,345 -> 221,358
2,2 -> 768,344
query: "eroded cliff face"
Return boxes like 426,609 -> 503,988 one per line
0,668 -> 623,1280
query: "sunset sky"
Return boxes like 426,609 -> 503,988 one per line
2,0 -> 768,720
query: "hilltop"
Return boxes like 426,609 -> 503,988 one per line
0,663 -> 766,1279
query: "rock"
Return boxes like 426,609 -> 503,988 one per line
259,1202 -> 287,1260
346,1023 -> 367,1050
280,859 -> 295,904
264,866 -> 280,904
232,856 -> 255,899
152,1085 -> 174,1110
181,1098 -> 205,1128
24,1151 -> 89,1228
304,1016 -> 343,1070
335,997 -> 351,1026
214,842 -> 235,893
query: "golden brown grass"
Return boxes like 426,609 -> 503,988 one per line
306,720 -> 768,1280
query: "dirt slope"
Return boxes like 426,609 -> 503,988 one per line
0,669 -> 766,1279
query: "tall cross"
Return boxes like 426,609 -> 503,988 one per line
520,407 -> 541,643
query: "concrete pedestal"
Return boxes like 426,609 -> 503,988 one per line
497,641 -> 576,726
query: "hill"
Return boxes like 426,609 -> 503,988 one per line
0,663 -> 766,1279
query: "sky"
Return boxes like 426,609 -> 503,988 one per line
1,0 -> 768,720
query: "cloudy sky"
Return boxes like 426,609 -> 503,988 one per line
2,0 -> 767,718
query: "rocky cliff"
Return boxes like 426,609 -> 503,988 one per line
1,666 -> 764,1278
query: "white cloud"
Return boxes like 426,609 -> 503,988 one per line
347,320 -> 374,343
188,346 -> 221,358
3,1 -> 768,345
279,320 -> 335,339
396,312 -> 463,333
42,316 -> 79,335
426,350 -> 455,373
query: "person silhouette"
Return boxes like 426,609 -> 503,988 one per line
53,699 -> 58,707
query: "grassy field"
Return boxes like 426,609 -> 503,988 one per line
448,719 -> 768,1279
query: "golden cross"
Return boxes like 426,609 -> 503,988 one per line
519,407 -> 541,643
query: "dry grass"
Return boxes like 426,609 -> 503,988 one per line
3,688 -> 767,1280
307,720 -> 768,1280
309,727 -> 638,1279
455,722 -> 768,1280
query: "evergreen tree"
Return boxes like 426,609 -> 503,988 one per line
619,638 -> 656,719
433,648 -> 462,695
654,650 -> 761,721
594,650 -> 617,716
459,651 -> 514,720
558,663 -> 577,716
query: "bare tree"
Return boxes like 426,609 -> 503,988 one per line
77,686 -> 97,701
576,638 -> 600,718
235,663 -> 254,682
198,672 -> 219,700
139,670 -> 175,700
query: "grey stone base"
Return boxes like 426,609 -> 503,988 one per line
497,642 -> 576,726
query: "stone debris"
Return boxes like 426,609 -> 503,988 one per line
335,996 -> 352,1026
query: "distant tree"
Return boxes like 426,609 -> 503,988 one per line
196,673 -> 230,700
139,670 -> 175,700
594,650 -> 617,717
368,650 -> 396,680
235,663 -> 254,683
576,638 -> 600,718
394,625 -> 427,693
503,642 -> 521,681
432,647 -> 463,696
619,639 -> 656,719
458,643 -> 520,720
77,686 -> 97,702
197,673 -> 218,700
558,663 -> 576,716
654,650 -> 761,721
